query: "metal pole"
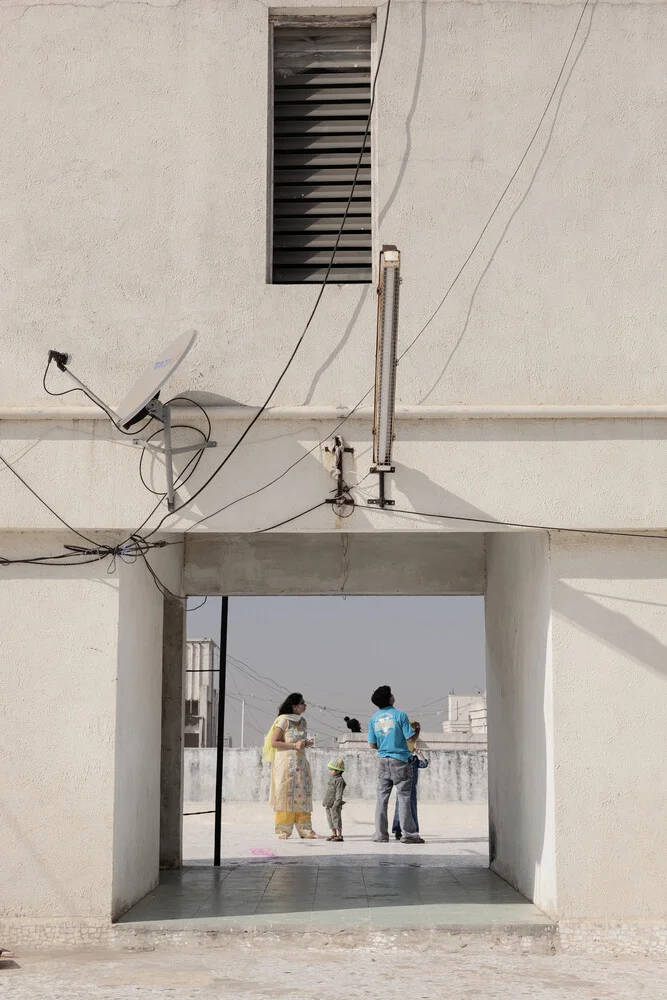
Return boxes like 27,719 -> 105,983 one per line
162,403 -> 176,512
213,596 -> 229,867
241,699 -> 245,749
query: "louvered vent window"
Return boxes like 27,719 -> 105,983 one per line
272,23 -> 372,284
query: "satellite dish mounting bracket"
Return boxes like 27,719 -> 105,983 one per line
134,398 -> 217,512
45,331 -> 217,513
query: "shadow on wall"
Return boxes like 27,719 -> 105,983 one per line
418,1 -> 598,404
395,461 -> 499,527
485,532 -> 553,914
302,287 -> 371,405
378,0 -> 428,228
553,582 -> 667,680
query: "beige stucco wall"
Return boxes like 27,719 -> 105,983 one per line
485,531 -> 557,916
0,0 -> 666,537
0,536 -> 119,918
1,0 -> 666,411
550,534 -> 667,920
112,543 -> 183,918
0,0 -> 666,933
0,534 -> 183,920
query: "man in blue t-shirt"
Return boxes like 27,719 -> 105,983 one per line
367,685 -> 425,844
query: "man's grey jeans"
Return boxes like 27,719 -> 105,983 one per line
374,757 -> 418,840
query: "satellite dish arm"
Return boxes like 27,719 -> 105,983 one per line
46,349 -> 123,425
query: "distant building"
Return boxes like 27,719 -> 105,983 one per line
184,639 -> 220,749
339,694 -> 488,751
443,694 -> 487,739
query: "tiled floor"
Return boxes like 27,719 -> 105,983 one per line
118,803 -> 551,933
118,856 -> 552,931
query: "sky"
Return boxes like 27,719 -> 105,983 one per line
186,596 -> 486,747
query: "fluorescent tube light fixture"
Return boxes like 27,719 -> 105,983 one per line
368,245 -> 401,508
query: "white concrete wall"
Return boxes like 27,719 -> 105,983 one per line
185,532 -> 485,595
0,0 -> 666,538
485,532 -> 556,916
0,536 -> 118,918
550,535 -> 667,920
112,544 -> 183,918
1,0 -> 665,411
184,747 -> 488,804
0,534 -> 182,921
1,0 -> 666,931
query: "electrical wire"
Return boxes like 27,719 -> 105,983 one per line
138,424 -> 207,496
0,448 -> 100,548
397,0 -> 594,363
13,0 -> 597,566
254,500 -> 328,533
168,0 -> 595,535
42,356 -> 154,437
138,395 -> 213,497
2,375 -> 213,567
138,1 -> 394,543
228,655 -> 363,730
365,504 -> 667,542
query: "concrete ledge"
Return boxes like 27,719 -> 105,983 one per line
110,920 -> 558,955
558,921 -> 667,957
4,917 -> 667,956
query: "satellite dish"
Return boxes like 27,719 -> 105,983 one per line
44,328 -> 216,512
115,330 -> 198,429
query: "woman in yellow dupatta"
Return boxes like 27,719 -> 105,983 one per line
262,692 -> 322,839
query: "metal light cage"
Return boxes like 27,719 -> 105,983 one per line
372,246 -> 401,470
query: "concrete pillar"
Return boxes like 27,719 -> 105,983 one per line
112,554 -> 174,918
550,534 -> 667,921
0,534 -> 183,930
160,596 -> 185,869
485,532 -> 557,916
0,542 -> 119,921
486,530 -> 667,924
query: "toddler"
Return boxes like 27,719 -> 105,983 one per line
322,758 -> 346,842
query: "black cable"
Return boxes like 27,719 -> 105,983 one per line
187,596 -> 208,612
138,2 -> 394,542
173,0 -> 595,534
0,449 -> 99,546
138,423 -> 208,496
138,396 -> 212,497
366,504 -> 667,542
42,356 -> 154,437
118,395 -> 214,545
178,392 -> 375,536
255,500 -> 328,534
3,365 -> 211,563
45,356 -> 213,537
398,0 -> 593,361
0,535 -> 163,569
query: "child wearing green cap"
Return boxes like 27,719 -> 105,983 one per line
322,758 -> 346,842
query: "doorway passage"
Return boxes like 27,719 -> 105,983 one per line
121,590 -> 553,934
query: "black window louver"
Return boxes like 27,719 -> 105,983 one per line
272,24 -> 372,284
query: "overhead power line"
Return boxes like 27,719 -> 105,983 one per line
138,1 -> 395,544
174,0 -> 597,536
366,504 -> 667,543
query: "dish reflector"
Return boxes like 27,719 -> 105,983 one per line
115,330 -> 197,428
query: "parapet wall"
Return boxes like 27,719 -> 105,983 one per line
185,748 -> 488,804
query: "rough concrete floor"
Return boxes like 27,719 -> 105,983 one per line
183,800 -> 490,864
4,803 -> 663,994
1,944 -> 665,999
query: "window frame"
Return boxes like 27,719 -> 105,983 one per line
267,11 -> 378,286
